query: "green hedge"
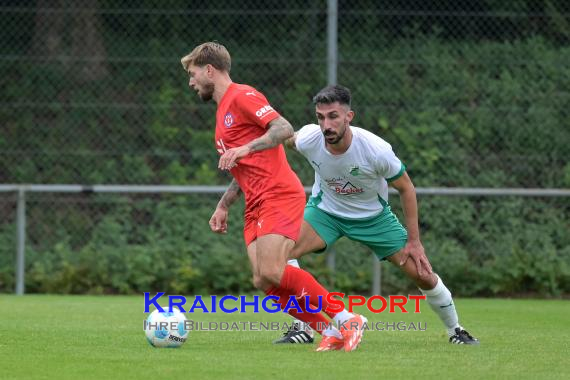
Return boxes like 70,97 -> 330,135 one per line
0,195 -> 568,297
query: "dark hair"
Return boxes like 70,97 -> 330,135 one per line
312,85 -> 351,107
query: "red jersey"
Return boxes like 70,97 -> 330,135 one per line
215,83 -> 304,209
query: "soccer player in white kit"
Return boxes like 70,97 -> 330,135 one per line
278,84 -> 479,346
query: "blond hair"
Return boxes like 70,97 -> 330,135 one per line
181,42 -> 231,72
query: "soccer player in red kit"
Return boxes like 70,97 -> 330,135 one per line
181,42 -> 367,351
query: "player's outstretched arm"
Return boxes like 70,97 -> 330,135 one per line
218,116 -> 294,170
209,179 -> 242,233
390,172 -> 433,276
248,116 -> 294,152
283,131 -> 298,150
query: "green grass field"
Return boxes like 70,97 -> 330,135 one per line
1,295 -> 568,380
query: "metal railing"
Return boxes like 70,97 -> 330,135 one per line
2,184 -> 568,296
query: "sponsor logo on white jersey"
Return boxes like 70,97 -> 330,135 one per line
311,160 -> 322,169
335,182 -> 364,195
349,165 -> 360,176
325,178 -> 364,195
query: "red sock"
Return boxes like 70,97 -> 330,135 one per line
265,286 -> 329,334
279,265 -> 338,319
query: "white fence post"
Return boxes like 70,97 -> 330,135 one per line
16,187 -> 26,295
327,0 -> 338,85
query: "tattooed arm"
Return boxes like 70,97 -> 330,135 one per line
217,178 -> 242,210
283,131 -> 298,150
209,178 -> 242,233
218,116 -> 294,170
246,116 -> 294,152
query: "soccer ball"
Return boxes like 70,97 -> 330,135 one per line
144,308 -> 189,348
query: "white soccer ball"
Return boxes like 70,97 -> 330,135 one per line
144,308 -> 189,348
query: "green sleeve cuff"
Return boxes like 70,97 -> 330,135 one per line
386,162 -> 406,183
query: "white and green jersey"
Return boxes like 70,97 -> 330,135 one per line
295,124 -> 406,219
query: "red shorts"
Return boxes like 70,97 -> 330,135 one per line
243,196 -> 305,246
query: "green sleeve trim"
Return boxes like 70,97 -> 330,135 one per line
386,162 -> 406,183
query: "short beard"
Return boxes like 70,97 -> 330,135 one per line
199,82 -> 215,102
324,125 -> 346,144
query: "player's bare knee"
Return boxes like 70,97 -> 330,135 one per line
415,272 -> 437,290
252,276 -> 271,291
288,244 -> 304,260
252,273 -> 268,291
